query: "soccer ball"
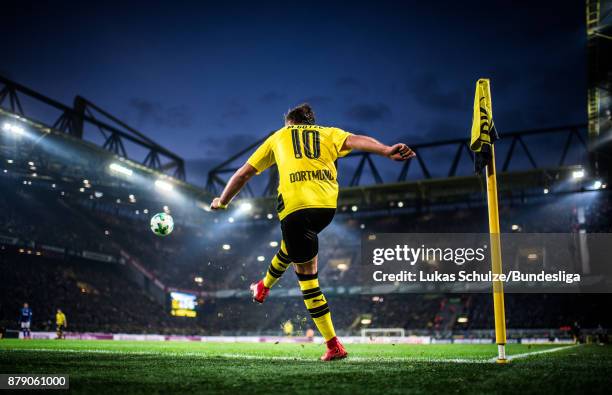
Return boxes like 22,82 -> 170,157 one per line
150,213 -> 174,236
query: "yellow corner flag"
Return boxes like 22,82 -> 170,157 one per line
470,79 -> 499,174
469,79 -> 507,364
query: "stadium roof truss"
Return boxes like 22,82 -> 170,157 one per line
206,124 -> 589,199
0,75 -> 186,180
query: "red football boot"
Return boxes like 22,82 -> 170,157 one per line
320,337 -> 348,361
250,280 -> 270,304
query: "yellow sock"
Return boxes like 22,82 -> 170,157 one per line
297,272 -> 336,341
262,241 -> 291,288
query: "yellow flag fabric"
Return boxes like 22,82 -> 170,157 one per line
470,78 -> 499,174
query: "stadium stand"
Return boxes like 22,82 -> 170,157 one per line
0,87 -> 610,341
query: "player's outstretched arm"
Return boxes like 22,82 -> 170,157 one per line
343,134 -> 416,161
210,163 -> 258,210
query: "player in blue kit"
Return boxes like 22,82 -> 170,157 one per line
19,302 -> 32,339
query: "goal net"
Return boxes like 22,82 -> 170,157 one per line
361,328 -> 406,340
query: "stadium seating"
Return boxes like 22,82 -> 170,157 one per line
1,171 -> 611,336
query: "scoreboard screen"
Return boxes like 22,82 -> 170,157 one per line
170,291 -> 197,318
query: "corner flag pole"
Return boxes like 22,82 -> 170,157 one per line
469,78 -> 507,363
486,145 -> 507,363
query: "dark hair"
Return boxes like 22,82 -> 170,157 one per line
285,103 -> 315,125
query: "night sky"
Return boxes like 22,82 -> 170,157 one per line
2,1 -> 586,185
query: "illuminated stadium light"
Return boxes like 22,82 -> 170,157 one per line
337,263 -> 348,271
457,316 -> 469,323
7,159 -> 13,164
30,166 -> 36,171
269,241 -> 279,247
94,191 -> 103,198
135,210 -> 139,215
143,209 -> 149,214
194,276 -> 204,284
360,224 -> 366,229
104,230 -> 110,235
79,187 -> 85,192
109,163 -> 133,176
351,205 -> 358,212
83,179 -> 89,184
31,173 -> 37,177
603,183 -> 608,189
154,179 -> 173,191
2,122 -> 25,135
397,201 -> 404,208
228,217 -> 235,223
128,194 -> 136,202
222,244 -> 231,250
28,161 -> 34,166
543,188 -> 549,194
266,213 -> 274,220
592,180 -> 603,190
3,169 -> 7,173
360,318 -> 372,325
511,224 -> 520,231
51,184 -> 56,188
572,169 -> 585,179
116,198 -> 122,203
257,256 -> 265,262
240,202 -> 253,212
527,253 -> 539,261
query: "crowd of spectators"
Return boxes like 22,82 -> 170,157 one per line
1,173 -> 611,336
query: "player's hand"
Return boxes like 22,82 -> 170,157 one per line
210,197 -> 228,210
386,143 -> 415,161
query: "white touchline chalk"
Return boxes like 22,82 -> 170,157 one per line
5,344 -> 579,364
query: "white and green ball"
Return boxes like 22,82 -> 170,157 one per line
150,213 -> 174,236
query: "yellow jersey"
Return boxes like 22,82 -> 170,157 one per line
247,125 -> 352,220
56,312 -> 66,326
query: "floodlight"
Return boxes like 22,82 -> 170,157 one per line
155,179 -> 173,191
109,163 -> 133,176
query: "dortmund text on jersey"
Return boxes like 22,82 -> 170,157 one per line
247,125 -> 352,220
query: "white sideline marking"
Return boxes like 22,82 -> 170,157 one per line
4,348 -> 486,363
5,345 -> 578,364
487,344 -> 580,363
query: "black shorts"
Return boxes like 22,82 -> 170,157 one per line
280,208 -> 335,263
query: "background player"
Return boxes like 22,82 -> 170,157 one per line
211,103 -> 414,361
19,302 -> 32,339
56,308 -> 67,339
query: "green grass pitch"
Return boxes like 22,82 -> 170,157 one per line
0,340 -> 610,394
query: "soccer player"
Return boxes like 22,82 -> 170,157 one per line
55,308 -> 67,339
210,104 -> 414,361
19,302 -> 32,339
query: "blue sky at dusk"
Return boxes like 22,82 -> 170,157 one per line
2,1 -> 586,185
